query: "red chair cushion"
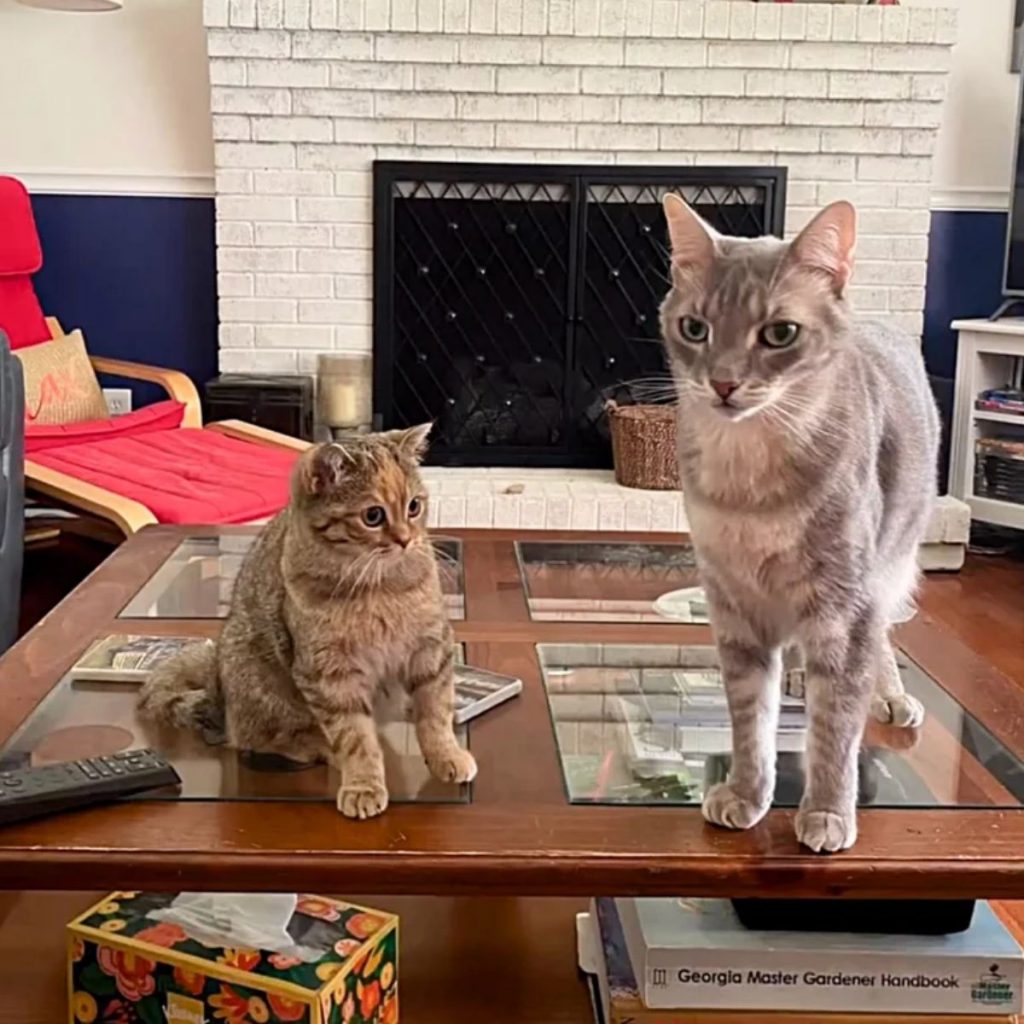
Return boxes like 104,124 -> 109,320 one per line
29,428 -> 300,525
0,177 -> 48,350
25,400 -> 186,454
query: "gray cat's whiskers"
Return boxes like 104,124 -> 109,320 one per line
770,395 -> 855,449
612,374 -> 679,404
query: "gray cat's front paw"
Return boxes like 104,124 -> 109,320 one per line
795,807 -> 857,853
702,782 -> 770,830
337,782 -> 389,820
870,693 -> 925,729
426,747 -> 478,785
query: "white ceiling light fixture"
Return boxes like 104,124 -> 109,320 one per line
16,0 -> 123,10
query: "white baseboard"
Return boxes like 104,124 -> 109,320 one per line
930,186 -> 1009,213
13,170 -> 215,198
4,171 -> 1014,214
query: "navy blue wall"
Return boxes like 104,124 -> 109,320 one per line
923,209 -> 1007,380
23,194 -> 1009,453
29,193 -> 217,405
922,210 -> 1007,490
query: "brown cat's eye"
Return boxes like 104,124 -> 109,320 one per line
362,505 -> 387,528
408,497 -> 424,518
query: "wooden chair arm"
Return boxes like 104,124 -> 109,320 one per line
89,356 -> 203,428
26,460 -> 158,537
205,419 -> 312,452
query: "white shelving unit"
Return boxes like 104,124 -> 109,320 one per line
950,319 -> 1024,531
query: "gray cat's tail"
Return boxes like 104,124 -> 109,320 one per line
137,643 -> 225,743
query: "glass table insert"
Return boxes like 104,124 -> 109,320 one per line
540,643 -> 1024,809
0,669 -> 470,804
120,532 -> 466,620
517,541 -> 706,623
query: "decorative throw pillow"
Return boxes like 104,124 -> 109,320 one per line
15,329 -> 110,426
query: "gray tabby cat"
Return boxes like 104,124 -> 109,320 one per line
660,196 -> 938,853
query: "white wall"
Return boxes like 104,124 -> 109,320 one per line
0,0 -> 1018,210
906,0 -> 1020,210
0,0 -> 213,194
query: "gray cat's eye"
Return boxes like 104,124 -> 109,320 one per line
408,497 -> 423,518
362,505 -> 387,527
760,322 -> 801,348
679,315 -> 710,343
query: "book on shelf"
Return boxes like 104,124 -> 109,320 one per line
613,896 -> 1023,1017
577,902 -> 1021,1024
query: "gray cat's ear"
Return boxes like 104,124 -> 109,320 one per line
787,201 -> 857,295
297,442 -> 350,495
662,193 -> 717,270
385,422 -> 432,462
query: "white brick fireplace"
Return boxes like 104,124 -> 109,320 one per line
202,0 -> 967,548
205,0 -> 956,375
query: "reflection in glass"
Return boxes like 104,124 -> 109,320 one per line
120,533 -> 466,620
517,541 -> 705,623
0,671 -> 470,805
539,644 -> 1024,809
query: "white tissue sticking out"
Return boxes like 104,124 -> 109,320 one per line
147,893 -> 328,963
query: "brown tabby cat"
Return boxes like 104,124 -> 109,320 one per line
138,426 -> 476,819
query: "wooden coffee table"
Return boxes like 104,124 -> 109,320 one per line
1,525 -> 1023,1022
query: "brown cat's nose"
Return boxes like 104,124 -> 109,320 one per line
394,534 -> 411,549
711,379 -> 739,400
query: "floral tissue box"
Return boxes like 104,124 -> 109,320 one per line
68,892 -> 398,1024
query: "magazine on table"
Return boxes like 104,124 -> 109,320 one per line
453,665 -> 523,724
70,635 -> 213,684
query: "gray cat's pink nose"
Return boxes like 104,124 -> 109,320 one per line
711,379 -> 739,400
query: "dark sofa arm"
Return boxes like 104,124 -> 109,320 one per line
0,332 -> 24,652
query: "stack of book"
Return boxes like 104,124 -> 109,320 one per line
578,897 -> 1024,1024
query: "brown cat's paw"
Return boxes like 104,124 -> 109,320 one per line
870,693 -> 925,729
336,782 -> 389,820
425,747 -> 478,785
795,808 -> 857,854
701,783 -> 770,831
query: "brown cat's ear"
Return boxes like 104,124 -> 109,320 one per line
296,442 -> 351,496
384,422 -> 432,463
662,193 -> 717,271
787,201 -> 857,295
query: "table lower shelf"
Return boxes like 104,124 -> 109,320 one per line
5,891 -> 1024,1023
0,891 -> 593,1024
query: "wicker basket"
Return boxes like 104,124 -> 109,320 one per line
606,400 -> 680,490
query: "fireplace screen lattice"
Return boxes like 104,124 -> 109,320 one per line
373,162 -> 786,467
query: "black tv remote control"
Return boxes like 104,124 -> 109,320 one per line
0,749 -> 181,827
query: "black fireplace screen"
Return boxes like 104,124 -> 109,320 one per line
372,161 -> 786,467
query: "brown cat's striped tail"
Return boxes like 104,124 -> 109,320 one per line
137,643 -> 225,744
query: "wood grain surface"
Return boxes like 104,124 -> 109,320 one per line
1,526 -> 1022,899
